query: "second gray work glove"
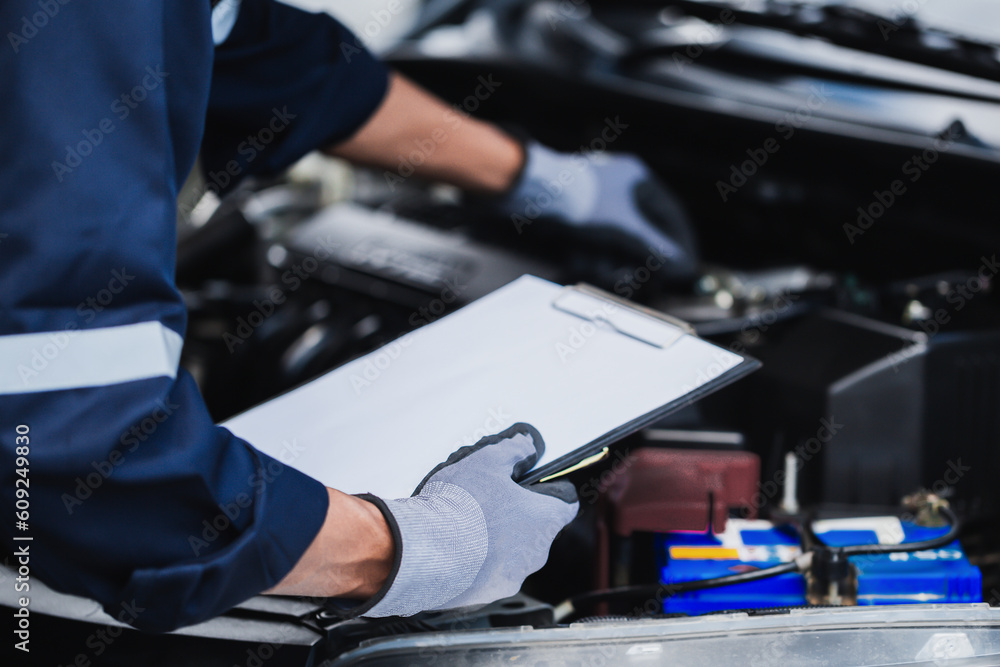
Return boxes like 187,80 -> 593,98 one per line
355,423 -> 579,618
499,141 -> 699,278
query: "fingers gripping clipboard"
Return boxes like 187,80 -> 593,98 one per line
222,276 -> 760,499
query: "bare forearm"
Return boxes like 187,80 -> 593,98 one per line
265,488 -> 393,598
327,72 -> 524,194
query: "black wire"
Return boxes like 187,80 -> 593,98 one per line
561,505 -> 960,620
769,511 -> 826,550
837,505 -> 960,556
560,561 -> 800,618
801,510 -> 827,550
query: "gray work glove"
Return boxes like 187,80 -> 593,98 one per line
500,141 -> 698,278
354,423 -> 579,618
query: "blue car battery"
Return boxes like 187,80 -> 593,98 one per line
657,517 -> 981,615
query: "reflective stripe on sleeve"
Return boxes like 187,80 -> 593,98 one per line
212,0 -> 242,45
0,321 -> 184,395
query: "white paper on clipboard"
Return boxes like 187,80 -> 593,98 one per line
222,275 -> 758,499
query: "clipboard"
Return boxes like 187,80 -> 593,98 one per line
222,275 -> 760,498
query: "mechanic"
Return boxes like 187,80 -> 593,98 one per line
0,0 -> 695,632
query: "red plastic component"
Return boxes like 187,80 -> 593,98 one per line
594,447 -> 761,593
601,448 -> 761,536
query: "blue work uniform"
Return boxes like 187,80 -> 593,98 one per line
0,0 -> 388,632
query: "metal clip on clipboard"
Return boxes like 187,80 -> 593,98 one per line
551,283 -> 694,349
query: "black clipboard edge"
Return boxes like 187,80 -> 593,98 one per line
518,354 -> 762,486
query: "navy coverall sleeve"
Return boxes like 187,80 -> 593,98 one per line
0,0 -> 387,632
202,0 -> 390,194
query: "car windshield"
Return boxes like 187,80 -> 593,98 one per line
816,0 -> 1000,44
667,0 -> 1000,74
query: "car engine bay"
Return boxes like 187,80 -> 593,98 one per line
10,0 -> 1000,664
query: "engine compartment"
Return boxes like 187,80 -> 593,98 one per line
185,0 -> 1000,642
12,0 -> 1000,663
